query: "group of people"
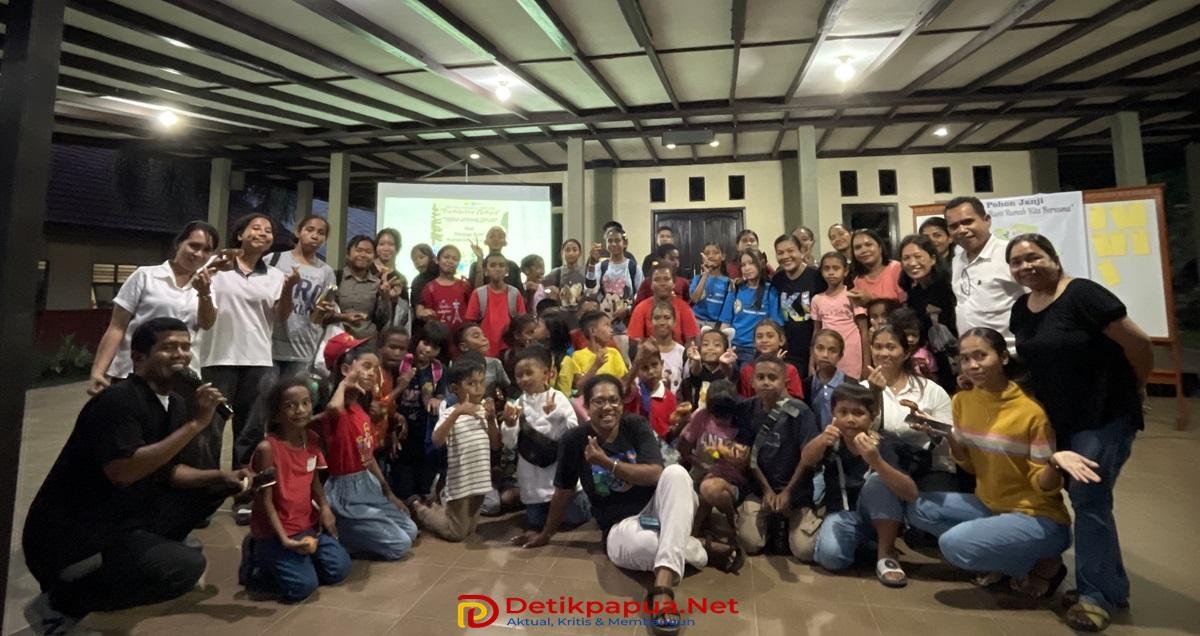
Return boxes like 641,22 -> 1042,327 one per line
23,196 -> 1151,635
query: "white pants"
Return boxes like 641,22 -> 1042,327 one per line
606,465 -> 707,583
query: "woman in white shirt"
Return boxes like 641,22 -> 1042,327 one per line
88,221 -> 223,395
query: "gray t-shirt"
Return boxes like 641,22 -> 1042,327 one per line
270,250 -> 337,362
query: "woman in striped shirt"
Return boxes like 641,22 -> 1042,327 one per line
906,328 -> 1099,599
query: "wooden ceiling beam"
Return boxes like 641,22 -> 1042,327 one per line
617,0 -> 681,109
780,0 -> 851,103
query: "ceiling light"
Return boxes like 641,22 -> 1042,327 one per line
156,110 -> 179,128
495,81 -> 511,102
933,126 -> 949,137
834,56 -> 856,82
161,37 -> 193,49
666,143 -> 677,149
709,140 -> 720,147
469,152 -> 481,159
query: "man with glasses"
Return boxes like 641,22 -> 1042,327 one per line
944,197 -> 1025,351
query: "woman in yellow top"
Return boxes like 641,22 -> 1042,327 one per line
906,327 -> 1101,598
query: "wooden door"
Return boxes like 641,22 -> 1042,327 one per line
652,209 -> 744,277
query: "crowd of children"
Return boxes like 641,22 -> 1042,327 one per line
204,220 -> 1102,636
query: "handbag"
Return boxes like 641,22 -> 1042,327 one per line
517,416 -> 561,468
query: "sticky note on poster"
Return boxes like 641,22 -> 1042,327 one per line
1088,206 -> 1108,230
1097,259 -> 1121,286
1092,232 -> 1127,257
1112,203 -> 1145,230
1130,229 -> 1151,256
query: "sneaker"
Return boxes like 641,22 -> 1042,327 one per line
234,503 -> 252,526
23,593 -> 85,636
183,536 -> 204,551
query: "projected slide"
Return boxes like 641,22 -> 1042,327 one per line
376,182 -> 552,282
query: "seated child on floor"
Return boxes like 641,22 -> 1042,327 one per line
240,377 -> 350,603
675,379 -> 755,542
409,359 -> 500,542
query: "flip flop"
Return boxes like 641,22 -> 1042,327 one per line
1062,590 -> 1130,611
703,537 -> 746,575
645,586 -> 682,636
1066,601 -> 1111,632
876,557 -> 908,588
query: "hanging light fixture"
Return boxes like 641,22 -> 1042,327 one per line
834,56 -> 856,82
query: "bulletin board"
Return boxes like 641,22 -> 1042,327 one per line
911,185 -> 1189,429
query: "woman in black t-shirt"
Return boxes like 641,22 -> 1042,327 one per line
1006,234 -> 1153,632
513,374 -> 743,635
898,234 -> 957,392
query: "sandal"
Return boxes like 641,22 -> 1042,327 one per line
972,572 -> 1007,588
1062,590 -> 1129,611
703,537 -> 746,574
876,557 -> 908,588
1011,562 -> 1067,599
645,586 -> 682,636
1066,601 -> 1111,632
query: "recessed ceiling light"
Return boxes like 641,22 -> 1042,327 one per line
709,140 -> 720,147
161,37 -> 193,49
835,56 -> 856,82
495,81 -> 511,102
157,110 -> 179,128
469,152 -> 481,159
933,126 -> 949,137
665,143 -> 676,149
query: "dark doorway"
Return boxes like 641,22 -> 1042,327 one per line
652,208 -> 744,278
842,203 -> 899,248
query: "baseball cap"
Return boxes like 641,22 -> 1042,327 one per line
323,332 -> 369,371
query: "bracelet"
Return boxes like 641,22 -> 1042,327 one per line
198,294 -> 212,301
611,459 -> 620,474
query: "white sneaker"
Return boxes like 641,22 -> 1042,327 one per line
23,593 -> 86,636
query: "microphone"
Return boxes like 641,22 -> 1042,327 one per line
173,368 -> 234,419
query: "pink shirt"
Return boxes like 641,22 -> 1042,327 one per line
853,261 -> 907,304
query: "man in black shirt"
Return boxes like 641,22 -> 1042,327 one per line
22,318 -> 245,635
514,374 -> 741,635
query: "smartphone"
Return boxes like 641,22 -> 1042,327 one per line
638,515 -> 661,532
251,467 -> 278,491
905,413 -> 953,437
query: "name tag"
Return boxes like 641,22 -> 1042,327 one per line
306,456 -> 317,472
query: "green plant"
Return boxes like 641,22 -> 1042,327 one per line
40,334 -> 94,379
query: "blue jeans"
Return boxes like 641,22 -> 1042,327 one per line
254,531 -> 351,603
812,475 -> 901,571
525,491 -> 593,529
1067,415 -> 1136,610
325,471 -> 420,560
908,492 -> 1071,579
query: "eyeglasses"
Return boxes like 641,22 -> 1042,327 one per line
958,264 -> 973,297
588,397 -> 623,408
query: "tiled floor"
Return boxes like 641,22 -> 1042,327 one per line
5,382 -> 1200,635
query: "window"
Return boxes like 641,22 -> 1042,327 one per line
972,165 -> 994,193
92,263 -> 138,308
688,176 -> 705,202
728,175 -> 745,200
649,177 -> 666,203
878,169 -> 897,196
839,170 -> 858,197
932,167 -> 952,194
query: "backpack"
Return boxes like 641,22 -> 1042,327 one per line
475,285 -> 519,315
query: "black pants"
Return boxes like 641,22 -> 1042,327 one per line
25,488 -> 225,618
200,365 -> 276,470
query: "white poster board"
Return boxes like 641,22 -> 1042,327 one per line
983,192 -> 1089,278
1085,198 -> 1169,339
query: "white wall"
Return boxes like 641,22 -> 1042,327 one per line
427,149 -> 1037,256
612,161 -> 785,257
42,239 -> 166,310
816,150 -> 1035,246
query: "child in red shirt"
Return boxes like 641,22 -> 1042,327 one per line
318,334 -> 419,561
738,319 -> 804,399
465,253 -> 527,358
241,377 -> 350,603
418,245 -> 471,354
623,341 -> 680,439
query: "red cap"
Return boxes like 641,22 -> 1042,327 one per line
323,332 -> 369,371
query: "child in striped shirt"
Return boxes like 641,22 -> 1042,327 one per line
408,359 -> 499,541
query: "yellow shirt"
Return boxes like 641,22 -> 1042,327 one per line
951,382 -> 1070,526
561,347 -> 628,395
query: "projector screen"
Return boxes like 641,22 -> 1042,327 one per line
376,182 -> 553,283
